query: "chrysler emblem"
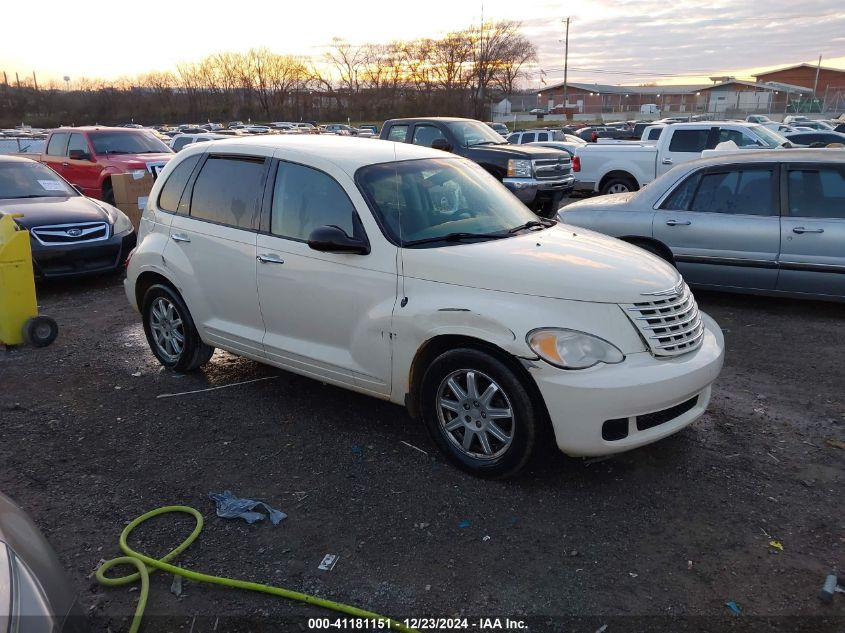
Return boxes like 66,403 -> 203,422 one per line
642,280 -> 684,297
67,228 -> 83,237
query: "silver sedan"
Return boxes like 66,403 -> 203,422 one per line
558,149 -> 845,302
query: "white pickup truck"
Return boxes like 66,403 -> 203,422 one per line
573,121 -> 790,195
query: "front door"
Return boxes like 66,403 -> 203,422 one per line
654,164 -> 781,290
777,163 -> 845,298
256,158 -> 397,396
63,132 -> 99,196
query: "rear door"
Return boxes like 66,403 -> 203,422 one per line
63,133 -> 99,195
777,163 -> 845,298
165,153 -> 269,359
41,132 -> 69,179
653,163 -> 781,289
658,127 -> 719,175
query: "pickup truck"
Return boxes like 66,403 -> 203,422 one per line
574,121 -> 790,195
380,117 -> 574,217
39,126 -> 173,204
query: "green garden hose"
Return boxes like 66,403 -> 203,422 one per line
96,506 -> 417,633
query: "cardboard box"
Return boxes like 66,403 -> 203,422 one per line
111,171 -> 155,230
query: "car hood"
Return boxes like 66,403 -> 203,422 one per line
102,153 -> 173,169
468,143 -> 567,160
401,223 -> 681,304
0,195 -> 111,227
560,191 -> 640,211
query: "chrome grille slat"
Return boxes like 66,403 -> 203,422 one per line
532,158 -> 572,180
31,222 -> 109,246
621,282 -> 704,357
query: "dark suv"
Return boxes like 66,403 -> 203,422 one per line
380,117 -> 574,217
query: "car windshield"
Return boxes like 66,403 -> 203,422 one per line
0,160 -> 77,199
357,157 -> 545,247
749,125 -> 789,148
89,131 -> 171,155
446,121 -> 508,147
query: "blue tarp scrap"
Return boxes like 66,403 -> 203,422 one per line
208,490 -> 287,525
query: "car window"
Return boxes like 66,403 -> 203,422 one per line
0,160 -> 76,199
172,137 -> 193,151
690,169 -> 775,215
412,125 -> 447,148
507,134 -> 518,143
647,128 -> 663,140
158,154 -> 202,214
668,129 -> 709,153
661,172 -> 701,210
387,125 -> 408,142
537,132 -> 549,142
787,168 -> 845,219
89,131 -> 171,155
46,133 -> 69,156
271,161 -> 357,241
67,133 -> 90,157
719,129 -> 760,147
521,132 -> 536,143
189,156 -> 264,229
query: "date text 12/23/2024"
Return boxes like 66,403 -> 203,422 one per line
308,618 -> 528,630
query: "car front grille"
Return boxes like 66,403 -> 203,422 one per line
533,157 -> 571,180
622,282 -> 704,357
31,222 -> 109,246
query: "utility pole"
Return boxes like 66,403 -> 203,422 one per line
562,17 -> 570,119
478,3 -> 484,119
812,54 -> 822,111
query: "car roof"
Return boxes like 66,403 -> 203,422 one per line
693,148 -> 845,168
179,135 -> 447,173
0,154 -> 41,164
51,126 -> 149,133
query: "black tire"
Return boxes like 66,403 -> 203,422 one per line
103,182 -> 115,206
419,348 -> 541,478
535,192 -> 564,219
22,316 -> 58,348
141,284 -> 214,372
600,177 -> 638,195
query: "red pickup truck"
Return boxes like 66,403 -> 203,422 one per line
39,126 -> 173,204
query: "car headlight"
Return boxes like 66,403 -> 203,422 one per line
527,328 -> 624,369
102,203 -> 133,235
507,159 -> 533,178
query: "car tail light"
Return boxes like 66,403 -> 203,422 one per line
572,156 -> 581,172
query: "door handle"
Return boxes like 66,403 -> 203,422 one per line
62,162 -> 69,167
665,219 -> 691,226
257,254 -> 285,264
171,233 -> 191,243
792,227 -> 824,234
661,158 -> 673,165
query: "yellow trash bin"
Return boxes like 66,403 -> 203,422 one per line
0,214 -> 58,347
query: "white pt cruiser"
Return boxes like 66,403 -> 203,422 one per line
125,136 -> 724,477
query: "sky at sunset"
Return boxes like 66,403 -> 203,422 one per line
3,0 -> 844,87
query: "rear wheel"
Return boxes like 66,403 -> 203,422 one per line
142,284 -> 214,371
420,349 -> 541,478
600,177 -> 637,195
629,240 -> 674,265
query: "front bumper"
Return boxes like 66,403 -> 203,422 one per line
503,175 -> 575,204
31,229 -> 136,278
530,312 -> 724,456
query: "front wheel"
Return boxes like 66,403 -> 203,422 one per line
142,284 -> 214,372
419,349 -> 541,478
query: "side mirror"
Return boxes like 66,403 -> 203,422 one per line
307,225 -> 369,255
68,149 -> 91,161
431,138 -> 453,152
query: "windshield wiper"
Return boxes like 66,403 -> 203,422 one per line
403,231 -> 510,247
508,219 -> 556,234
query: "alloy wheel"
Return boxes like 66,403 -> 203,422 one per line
149,297 -> 185,363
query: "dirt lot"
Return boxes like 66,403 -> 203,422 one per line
1,274 -> 844,633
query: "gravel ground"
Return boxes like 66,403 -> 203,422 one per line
1,273 -> 843,633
